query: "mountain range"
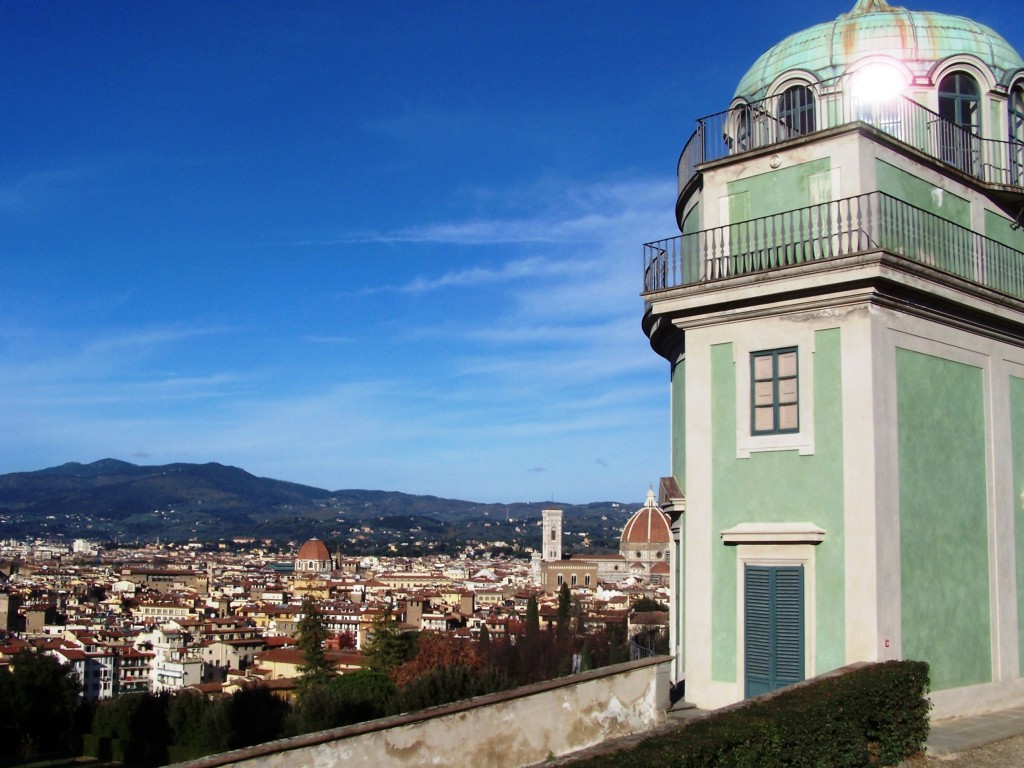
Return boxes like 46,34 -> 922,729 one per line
0,459 -> 635,553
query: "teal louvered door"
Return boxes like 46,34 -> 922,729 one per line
744,564 -> 804,697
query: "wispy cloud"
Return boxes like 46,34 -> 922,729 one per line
83,326 -> 230,356
0,323 -> 243,399
289,178 -> 674,248
398,256 -> 579,294
354,220 -> 576,246
0,166 -> 96,214
303,335 -> 356,345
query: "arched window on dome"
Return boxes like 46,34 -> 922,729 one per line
777,85 -> 816,140
937,72 -> 981,175
1009,82 -> 1024,186
735,107 -> 751,152
729,104 -> 753,154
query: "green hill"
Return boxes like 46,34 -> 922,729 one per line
0,460 -> 635,553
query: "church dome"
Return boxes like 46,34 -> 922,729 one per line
620,489 -> 671,546
297,538 -> 330,562
735,0 -> 1024,102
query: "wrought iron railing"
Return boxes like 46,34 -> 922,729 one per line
677,77 -> 1024,194
629,626 -> 669,660
643,191 -> 1024,301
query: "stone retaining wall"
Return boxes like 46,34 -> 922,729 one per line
172,656 -> 672,768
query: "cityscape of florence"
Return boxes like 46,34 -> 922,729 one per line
3,0 -> 1024,765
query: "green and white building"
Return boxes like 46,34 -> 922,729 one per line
644,0 -> 1024,717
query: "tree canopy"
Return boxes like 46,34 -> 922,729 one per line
392,632 -> 483,687
631,596 -> 669,613
363,607 -> 418,673
0,648 -> 82,760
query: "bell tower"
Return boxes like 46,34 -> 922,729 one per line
541,508 -> 562,562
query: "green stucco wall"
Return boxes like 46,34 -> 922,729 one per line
682,201 -> 702,236
710,343 -> 737,682
983,211 -> 1024,297
672,358 -> 686,492
726,158 -> 831,222
875,160 -> 970,227
984,209 -> 1024,251
897,348 -> 990,691
709,329 -> 846,683
1012,377 -> 1024,673
811,329 -> 846,675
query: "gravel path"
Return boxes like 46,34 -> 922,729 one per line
908,734 -> 1024,766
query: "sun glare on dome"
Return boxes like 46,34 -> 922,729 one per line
852,62 -> 907,102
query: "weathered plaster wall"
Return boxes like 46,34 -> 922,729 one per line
170,658 -> 670,768
875,159 -> 971,226
984,209 -> 1024,251
725,157 -> 832,222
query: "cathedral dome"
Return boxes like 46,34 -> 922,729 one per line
735,0 -> 1024,102
295,538 -> 332,573
297,538 -> 330,562
620,489 -> 671,546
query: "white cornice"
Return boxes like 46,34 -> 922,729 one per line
720,522 -> 826,545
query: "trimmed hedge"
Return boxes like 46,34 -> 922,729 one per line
80,734 -> 124,764
574,661 -> 930,767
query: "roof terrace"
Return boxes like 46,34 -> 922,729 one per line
651,70 -> 1024,301
678,75 -> 1024,203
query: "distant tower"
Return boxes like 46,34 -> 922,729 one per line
541,509 -> 563,562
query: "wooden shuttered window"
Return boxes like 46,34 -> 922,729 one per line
744,564 -> 805,697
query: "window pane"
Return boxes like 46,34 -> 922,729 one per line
754,406 -> 775,431
778,377 -> 798,402
754,380 -> 775,405
778,351 -> 797,377
752,347 -> 799,435
753,355 -> 774,380
779,404 -> 798,430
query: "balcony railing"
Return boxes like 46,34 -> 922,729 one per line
629,627 -> 669,661
643,191 -> 1024,301
678,78 -> 1024,194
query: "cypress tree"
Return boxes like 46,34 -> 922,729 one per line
525,594 -> 540,639
296,596 -> 334,689
556,582 -> 571,636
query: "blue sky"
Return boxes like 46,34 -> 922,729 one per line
1,1 -> 1020,504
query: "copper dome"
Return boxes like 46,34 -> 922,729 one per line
620,489 -> 671,546
296,538 -> 331,562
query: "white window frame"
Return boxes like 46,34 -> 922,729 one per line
734,329 -> 816,458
